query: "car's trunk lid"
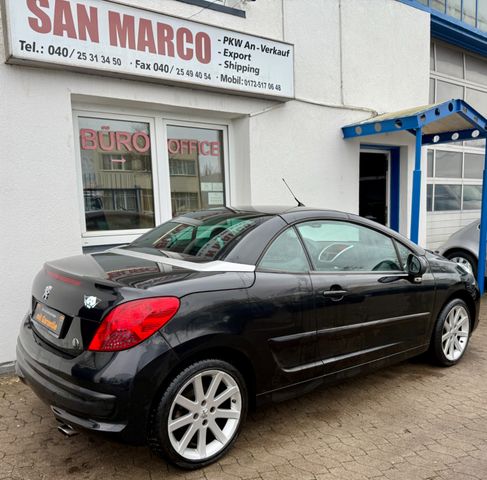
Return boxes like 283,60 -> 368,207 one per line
30,249 -> 254,356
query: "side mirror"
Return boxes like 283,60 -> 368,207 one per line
407,254 -> 427,281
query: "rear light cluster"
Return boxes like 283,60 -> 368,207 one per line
88,297 -> 180,352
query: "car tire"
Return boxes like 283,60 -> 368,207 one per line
444,250 -> 477,278
148,359 -> 248,469
430,298 -> 471,367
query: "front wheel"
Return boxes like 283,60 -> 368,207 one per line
148,359 -> 247,469
430,299 -> 471,367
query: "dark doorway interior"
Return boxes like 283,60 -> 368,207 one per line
359,152 -> 388,226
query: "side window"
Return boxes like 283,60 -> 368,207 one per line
259,228 -> 310,273
395,241 -> 413,270
296,221 -> 402,272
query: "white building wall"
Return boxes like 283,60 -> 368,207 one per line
0,0 -> 431,364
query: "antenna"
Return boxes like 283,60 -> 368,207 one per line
282,178 -> 305,207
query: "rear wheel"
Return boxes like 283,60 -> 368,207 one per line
148,359 -> 247,469
430,299 -> 471,367
444,250 -> 477,277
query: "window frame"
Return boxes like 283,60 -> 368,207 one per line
73,107 -> 232,247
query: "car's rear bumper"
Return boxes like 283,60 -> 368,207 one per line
16,313 -> 180,443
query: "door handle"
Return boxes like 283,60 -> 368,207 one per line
322,289 -> 348,301
322,290 -> 348,296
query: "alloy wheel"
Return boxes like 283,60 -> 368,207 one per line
441,305 -> 470,362
167,369 -> 242,461
450,256 -> 473,274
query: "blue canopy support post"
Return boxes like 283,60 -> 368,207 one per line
477,145 -> 487,293
410,128 -> 422,244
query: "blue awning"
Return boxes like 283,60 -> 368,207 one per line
342,99 -> 487,292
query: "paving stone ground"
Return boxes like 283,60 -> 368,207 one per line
2,302 -> 487,480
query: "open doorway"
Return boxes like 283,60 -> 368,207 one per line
359,151 -> 389,226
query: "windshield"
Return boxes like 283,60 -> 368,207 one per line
129,210 -> 270,261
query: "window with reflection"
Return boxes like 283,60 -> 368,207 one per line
79,117 -> 155,232
463,185 -> 482,210
434,184 -> 462,211
167,125 -> 226,217
296,221 -> 402,272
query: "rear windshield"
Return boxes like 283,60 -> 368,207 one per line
129,211 -> 270,261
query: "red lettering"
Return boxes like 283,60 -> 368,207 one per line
189,140 -> 198,155
176,27 -> 193,61
98,131 -> 116,152
195,32 -> 211,64
200,141 -> 210,156
53,0 -> 77,39
210,142 -> 220,156
27,0 -> 51,34
157,23 -> 175,57
116,131 -> 133,151
137,19 -> 156,53
167,139 -> 179,155
76,4 -> 99,43
132,132 -> 151,153
108,11 -> 136,49
180,139 -> 190,154
80,129 -> 97,150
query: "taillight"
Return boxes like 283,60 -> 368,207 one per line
88,297 -> 180,352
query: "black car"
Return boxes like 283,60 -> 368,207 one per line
16,206 -> 480,469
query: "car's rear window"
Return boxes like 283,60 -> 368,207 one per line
129,211 -> 270,260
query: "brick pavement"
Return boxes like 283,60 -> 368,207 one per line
1,304 -> 487,480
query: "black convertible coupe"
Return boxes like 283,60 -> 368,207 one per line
16,206 -> 479,468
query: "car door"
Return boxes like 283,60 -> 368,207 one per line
247,226 -> 319,390
295,219 -> 436,375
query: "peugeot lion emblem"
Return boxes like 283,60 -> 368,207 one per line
42,286 -> 53,301
84,295 -> 101,309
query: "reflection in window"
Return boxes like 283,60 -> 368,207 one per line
427,150 -> 434,177
464,153 -> 483,178
427,184 -> 433,212
478,2 -> 487,31
167,125 -> 225,217
431,0 -> 446,13
296,221 -> 401,272
436,80 -> 464,103
466,55 -> 487,85
463,185 -> 482,210
259,228 -> 309,272
170,159 -> 197,176
466,88 -> 487,117
79,117 -> 155,232
446,0 -> 462,19
395,241 -> 413,270
435,151 -> 462,178
132,213 -> 264,260
434,184 -> 462,211
463,0 -> 477,27
435,43 -> 463,78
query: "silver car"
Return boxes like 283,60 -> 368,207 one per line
437,221 -> 480,276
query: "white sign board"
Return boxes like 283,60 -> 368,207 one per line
2,0 -> 295,99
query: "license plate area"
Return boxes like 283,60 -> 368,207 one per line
32,302 -> 66,338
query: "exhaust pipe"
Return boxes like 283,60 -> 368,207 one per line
57,423 -> 79,437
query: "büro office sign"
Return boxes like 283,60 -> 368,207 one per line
2,0 -> 294,99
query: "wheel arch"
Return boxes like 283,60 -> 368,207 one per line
442,247 -> 478,262
150,345 -> 257,414
440,290 -> 477,330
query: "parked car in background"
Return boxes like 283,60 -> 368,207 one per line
16,206 -> 480,469
437,221 -> 480,277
